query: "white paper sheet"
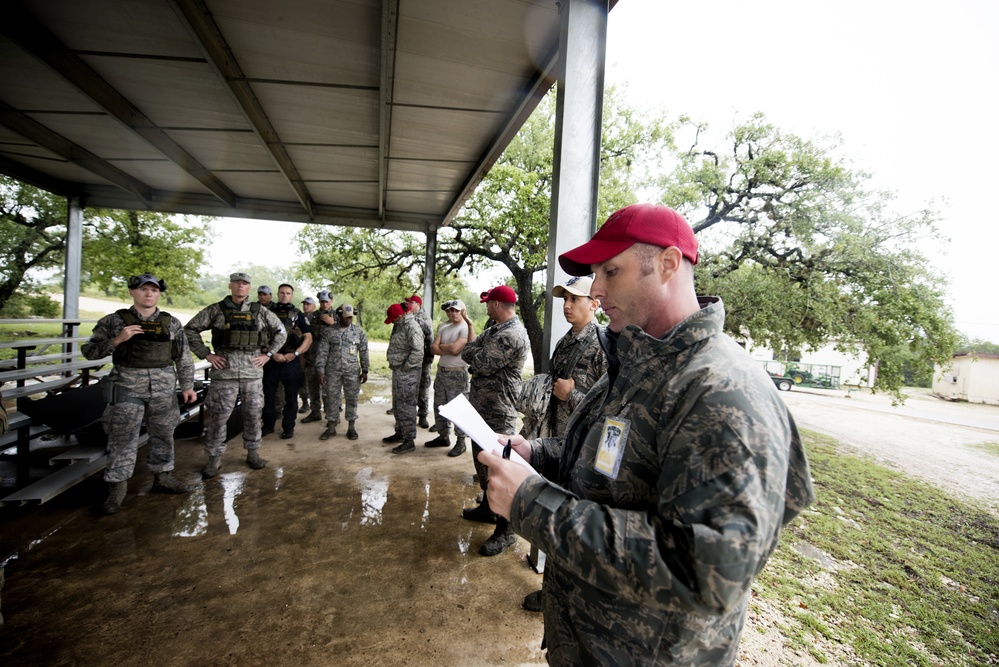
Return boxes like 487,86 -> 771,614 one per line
438,394 -> 538,475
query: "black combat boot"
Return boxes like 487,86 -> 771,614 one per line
391,439 -> 415,454
479,520 -> 517,556
346,421 -> 358,440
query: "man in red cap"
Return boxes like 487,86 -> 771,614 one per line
405,294 -> 434,429
479,204 -> 815,665
459,284 -> 530,556
382,303 -> 424,453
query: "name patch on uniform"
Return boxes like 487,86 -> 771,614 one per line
594,417 -> 629,479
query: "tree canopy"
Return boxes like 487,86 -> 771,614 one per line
0,176 -> 214,313
661,113 -> 958,399
83,208 -> 213,300
294,88 -> 674,366
295,93 -> 957,398
295,226 -> 467,329
0,175 -> 68,312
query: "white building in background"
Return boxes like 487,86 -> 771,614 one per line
933,353 -> 999,405
745,341 -> 876,389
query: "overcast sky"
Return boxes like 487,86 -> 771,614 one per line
209,0 -> 999,341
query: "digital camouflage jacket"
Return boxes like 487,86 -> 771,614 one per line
386,313 -> 423,371
82,307 -> 195,396
184,296 -> 286,381
511,297 -> 815,666
314,322 -> 369,375
545,320 -> 606,438
461,315 -> 529,423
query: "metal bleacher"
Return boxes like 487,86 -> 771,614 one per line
0,319 -> 209,506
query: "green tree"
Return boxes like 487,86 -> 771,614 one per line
83,209 -> 213,300
441,87 -> 674,367
0,175 -> 67,312
661,113 -> 959,400
296,87 -> 672,363
295,226 -> 466,330
956,337 -> 999,355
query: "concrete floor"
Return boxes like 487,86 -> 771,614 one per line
0,394 -> 546,666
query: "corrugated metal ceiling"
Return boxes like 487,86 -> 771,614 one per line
0,0 -> 571,233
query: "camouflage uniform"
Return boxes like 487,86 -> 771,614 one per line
314,322 -> 369,429
304,307 -> 335,414
413,308 -> 434,421
82,307 -> 195,483
510,298 -> 815,666
184,297 -> 286,457
386,313 -> 424,440
545,321 -> 606,438
461,316 -> 530,487
432,320 -> 470,438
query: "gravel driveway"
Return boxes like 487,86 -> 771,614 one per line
779,386 -> 999,516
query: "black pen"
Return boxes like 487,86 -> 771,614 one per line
502,439 -> 512,460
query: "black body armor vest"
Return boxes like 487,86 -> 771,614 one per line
112,309 -> 175,368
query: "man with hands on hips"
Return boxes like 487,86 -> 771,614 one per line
479,203 -> 815,666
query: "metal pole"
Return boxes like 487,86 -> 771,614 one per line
423,224 -> 437,313
63,196 -> 83,359
542,0 -> 607,371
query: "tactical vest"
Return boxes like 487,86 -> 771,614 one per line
272,303 -> 303,354
211,300 -> 268,351
112,309 -> 174,368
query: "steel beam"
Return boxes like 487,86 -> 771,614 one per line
542,0 -> 608,368
171,0 -> 315,219
3,1 -> 238,208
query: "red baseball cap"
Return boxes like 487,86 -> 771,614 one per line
406,294 -> 423,306
384,303 -> 405,324
558,204 -> 698,276
479,285 -> 517,303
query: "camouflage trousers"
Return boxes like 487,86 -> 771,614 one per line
101,393 -> 181,483
470,406 -> 518,492
432,368 -> 469,437
204,378 -> 264,456
417,362 -> 432,418
391,366 -> 421,440
323,368 -> 361,426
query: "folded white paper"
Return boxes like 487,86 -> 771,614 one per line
438,394 -> 538,475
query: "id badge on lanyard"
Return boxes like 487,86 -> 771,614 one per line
594,416 -> 631,479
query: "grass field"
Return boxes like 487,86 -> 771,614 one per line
754,430 -> 999,665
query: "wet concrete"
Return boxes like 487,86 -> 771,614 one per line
0,399 -> 546,666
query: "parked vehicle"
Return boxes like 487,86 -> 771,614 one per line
769,374 -> 794,391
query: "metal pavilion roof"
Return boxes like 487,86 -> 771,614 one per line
0,0 -> 574,233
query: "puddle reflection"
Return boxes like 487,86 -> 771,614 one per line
421,481 -> 430,529
354,466 -> 388,526
173,485 -> 208,537
221,472 -> 246,535
274,466 -> 284,491
171,471 -> 247,537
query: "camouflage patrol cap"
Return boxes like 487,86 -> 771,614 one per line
230,272 -> 251,284
552,275 -> 594,298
